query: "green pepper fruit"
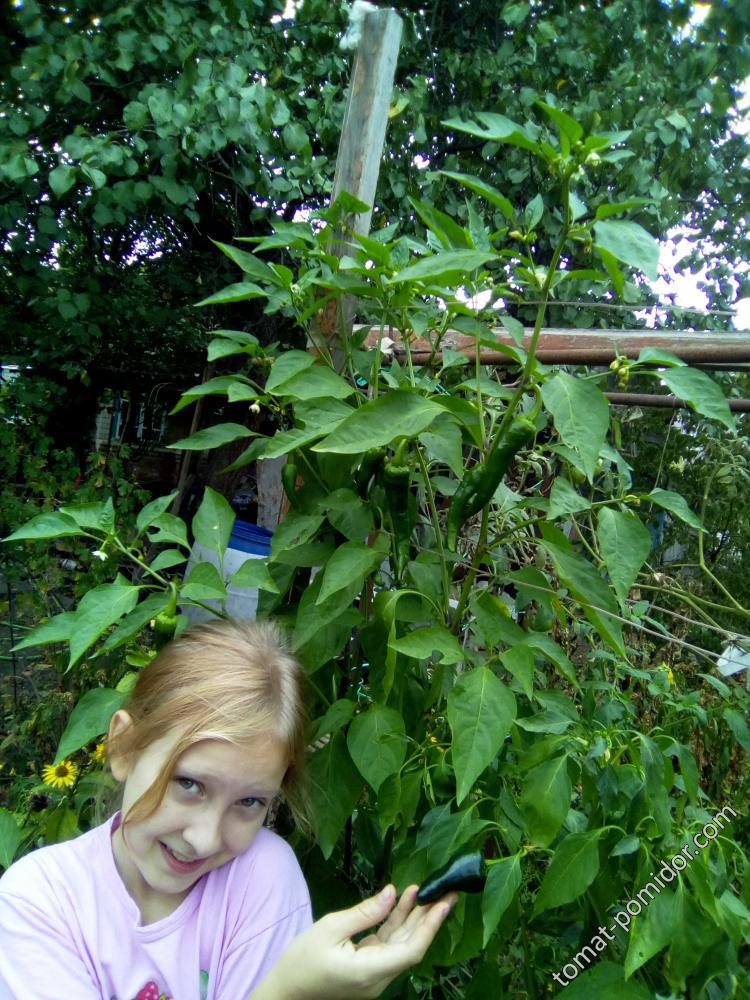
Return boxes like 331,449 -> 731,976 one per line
281,460 -> 301,510
417,850 -> 487,904
383,439 -> 413,580
355,447 -> 387,497
447,416 -> 536,550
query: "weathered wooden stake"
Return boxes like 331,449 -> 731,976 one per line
310,6 -> 403,362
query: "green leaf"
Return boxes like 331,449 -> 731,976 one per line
169,376 -> 245,413
207,339 -> 260,364
98,593 -> 172,653
3,511 -> 84,542
610,835 -> 641,857
316,541 -> 381,605
536,101 -> 583,145
659,367 -> 736,432
311,700 -> 356,742
548,478 -> 591,519
533,831 -> 601,914
347,705 -> 406,793
409,196 -> 473,249
57,499 -> 114,533
149,550 -> 187,572
135,492 -> 179,533
597,507 -> 652,606
55,688 -> 126,762
12,611 -> 77,652
416,805 -> 492,872
524,193 -> 544,229
68,580 -> 141,668
519,755 -> 571,847
0,809 -> 23,869
723,708 -> 750,754
313,391 -> 443,454
231,558 -> 280,593
265,350 -> 316,392
49,164 -> 76,197
387,249 -> 495,285
594,198 -> 651,220
420,421 -> 464,479
169,423 -> 255,451
307,732 -> 363,859
291,573 -> 362,672
324,489 -> 373,541
541,530 -> 624,654
560,963 -> 653,999
283,121 -> 310,154
192,486 -> 234,557
181,561 -> 227,600
541,373 -> 610,481
440,170 -> 514,219
442,113 -> 542,155
448,666 -> 517,804
482,854 -> 522,946
195,281 -> 267,306
637,347 -> 685,367
594,219 -> 659,280
271,512 -> 324,558
210,240 -> 279,283
647,488 -> 703,530
624,889 -> 675,977
499,646 -> 535,700
147,512 -> 190,549
390,625 -> 465,665
273,366 -> 355,401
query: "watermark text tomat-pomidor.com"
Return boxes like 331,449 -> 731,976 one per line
551,804 -> 739,990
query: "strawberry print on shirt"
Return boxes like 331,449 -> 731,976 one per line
133,982 -> 172,1000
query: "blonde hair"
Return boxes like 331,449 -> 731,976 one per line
109,618 -> 310,834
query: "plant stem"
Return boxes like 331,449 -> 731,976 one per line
415,446 -> 451,614
113,536 -> 169,586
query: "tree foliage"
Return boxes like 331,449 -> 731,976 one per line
2,0 -> 749,392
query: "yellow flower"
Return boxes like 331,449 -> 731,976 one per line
42,759 -> 79,789
91,741 -> 107,765
667,667 -> 676,686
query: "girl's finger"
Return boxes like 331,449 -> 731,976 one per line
374,885 -> 419,941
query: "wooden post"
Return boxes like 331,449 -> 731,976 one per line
281,7 -> 404,522
312,6 -> 403,362
332,7 -> 403,241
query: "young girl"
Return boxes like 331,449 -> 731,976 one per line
0,620 -> 454,999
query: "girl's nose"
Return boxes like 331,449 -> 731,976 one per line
182,810 -> 224,857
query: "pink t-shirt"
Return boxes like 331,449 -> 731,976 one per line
0,814 -> 312,1000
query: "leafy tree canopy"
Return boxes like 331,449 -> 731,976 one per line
1,0 -> 748,428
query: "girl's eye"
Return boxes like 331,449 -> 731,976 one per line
176,777 -> 200,794
238,796 -> 263,810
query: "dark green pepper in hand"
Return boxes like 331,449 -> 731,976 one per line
417,850 -> 487,904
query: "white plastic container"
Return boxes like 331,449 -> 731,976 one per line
183,520 -> 273,623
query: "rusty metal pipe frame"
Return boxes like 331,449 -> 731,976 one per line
397,346 -> 750,369
605,392 -> 750,413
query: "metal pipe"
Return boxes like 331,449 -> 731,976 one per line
605,392 -> 750,413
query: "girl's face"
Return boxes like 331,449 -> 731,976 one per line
109,712 -> 289,923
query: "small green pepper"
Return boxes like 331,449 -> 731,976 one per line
383,440 -> 413,580
281,459 -> 301,510
152,584 -> 179,650
417,850 -> 487,904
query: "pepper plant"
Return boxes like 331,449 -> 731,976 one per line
3,105 -> 749,998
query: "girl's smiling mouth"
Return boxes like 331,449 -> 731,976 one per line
160,842 -> 207,876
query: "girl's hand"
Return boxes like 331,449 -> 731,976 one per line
249,884 -> 457,1000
